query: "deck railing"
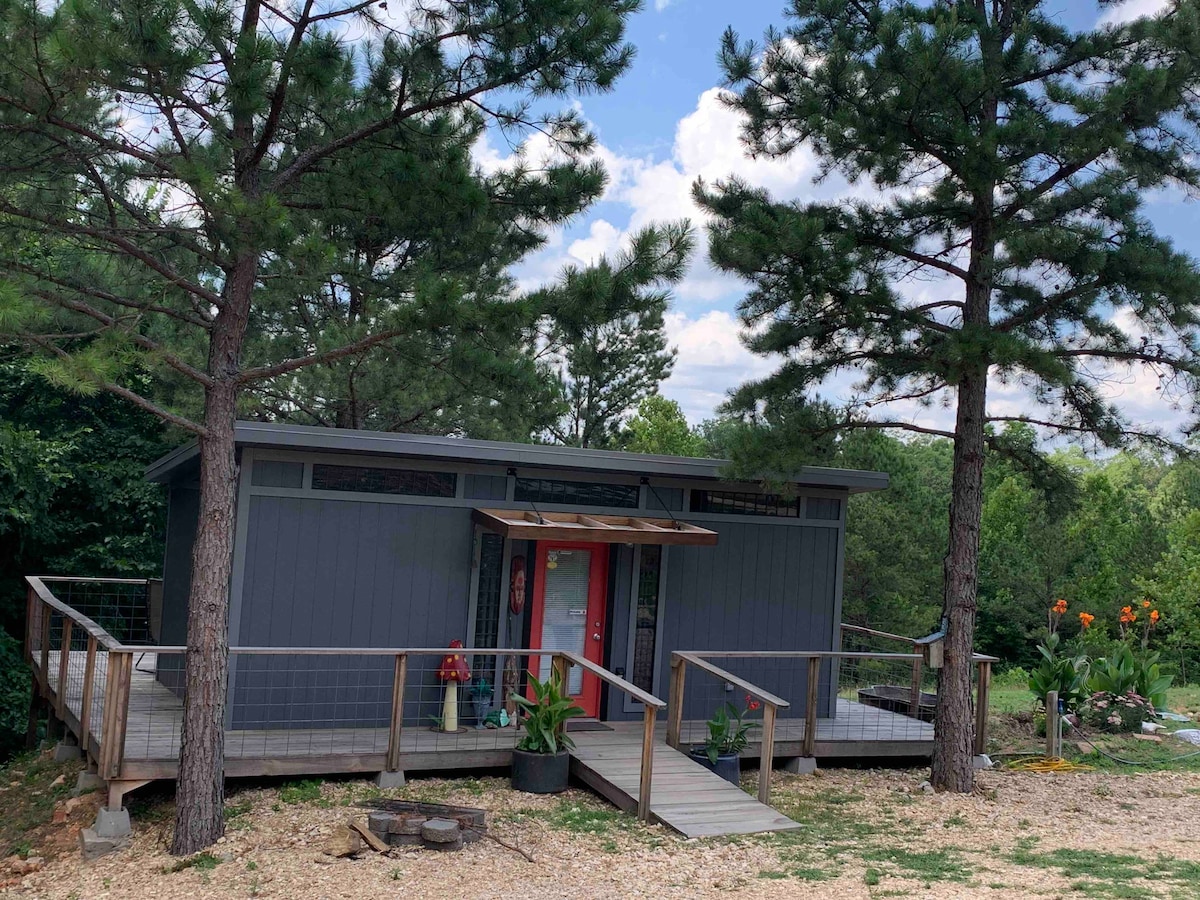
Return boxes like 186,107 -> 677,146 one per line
667,646 -> 997,800
24,576 -> 664,821
840,623 -> 996,756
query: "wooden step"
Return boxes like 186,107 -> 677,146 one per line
568,731 -> 802,839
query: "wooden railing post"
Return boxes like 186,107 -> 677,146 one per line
551,653 -> 569,687
974,658 -> 992,757
385,653 -> 408,773
39,605 -> 51,692
56,620 -> 73,715
552,654 -> 571,740
99,651 -> 132,779
909,649 -> 923,719
639,703 -> 656,822
757,702 -> 777,805
79,637 -> 98,744
1044,688 -> 1060,759
24,585 -> 36,664
666,655 -> 686,750
802,656 -> 820,758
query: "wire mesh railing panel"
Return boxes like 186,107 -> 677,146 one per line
840,627 -> 938,694
677,652 -> 938,750
49,579 -> 154,645
830,654 -> 937,741
112,649 -> 561,763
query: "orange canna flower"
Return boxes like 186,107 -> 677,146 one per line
1052,599 -> 1068,615
1150,609 -> 1161,623
1079,612 -> 1095,629
1142,599 -> 1152,609
1119,605 -> 1137,625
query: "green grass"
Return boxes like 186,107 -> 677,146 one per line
0,751 -> 84,858
496,792 -> 657,845
860,847 -> 974,884
164,851 -> 222,874
746,787 -> 931,884
1008,846 -> 1200,898
278,779 -> 328,806
991,684 -> 1200,720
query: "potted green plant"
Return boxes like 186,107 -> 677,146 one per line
691,695 -> 761,785
509,671 -> 585,793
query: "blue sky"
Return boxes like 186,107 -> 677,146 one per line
482,0 -> 1197,435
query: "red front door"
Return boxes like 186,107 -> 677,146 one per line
527,542 -> 609,718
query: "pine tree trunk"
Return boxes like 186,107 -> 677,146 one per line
170,252 -> 254,854
169,383 -> 237,853
931,363 -> 987,792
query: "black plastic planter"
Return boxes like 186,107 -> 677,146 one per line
511,748 -> 570,794
689,748 -> 741,785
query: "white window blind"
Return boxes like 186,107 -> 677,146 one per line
538,549 -> 591,695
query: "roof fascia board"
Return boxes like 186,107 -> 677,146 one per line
144,421 -> 889,493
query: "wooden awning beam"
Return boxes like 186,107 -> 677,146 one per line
471,508 -> 718,546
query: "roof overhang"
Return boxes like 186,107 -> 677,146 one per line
144,422 -> 889,493
472,508 -> 719,546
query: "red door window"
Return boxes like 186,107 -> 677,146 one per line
527,542 -> 609,718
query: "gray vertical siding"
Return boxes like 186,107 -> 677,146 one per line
603,520 -> 841,723
156,484 -> 197,695
232,496 -> 475,728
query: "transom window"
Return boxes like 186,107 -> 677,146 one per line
513,477 -> 639,509
310,464 -> 456,497
689,489 -> 801,518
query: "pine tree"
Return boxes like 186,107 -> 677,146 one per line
241,106 -> 608,436
540,223 -> 691,448
0,0 -> 642,851
701,0 -> 1200,790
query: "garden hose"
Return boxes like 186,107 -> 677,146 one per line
1005,756 -> 1094,773
1063,718 -> 1200,766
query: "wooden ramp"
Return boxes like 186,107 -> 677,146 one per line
568,727 -> 802,838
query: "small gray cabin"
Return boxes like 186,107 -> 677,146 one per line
146,422 -> 887,728
29,421 -> 999,836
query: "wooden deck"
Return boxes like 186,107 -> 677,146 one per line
43,650 -> 932,779
36,647 -> 931,837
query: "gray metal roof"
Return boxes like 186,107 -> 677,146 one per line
146,420 -> 889,493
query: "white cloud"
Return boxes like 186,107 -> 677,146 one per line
566,220 -> 625,267
1098,0 -> 1170,25
661,310 -> 776,423
654,0 -> 673,9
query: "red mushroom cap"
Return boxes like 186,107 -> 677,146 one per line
437,639 -> 471,681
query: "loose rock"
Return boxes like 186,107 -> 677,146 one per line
322,825 -> 362,858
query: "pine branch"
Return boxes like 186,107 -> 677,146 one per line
0,200 -> 224,308
25,335 -> 206,435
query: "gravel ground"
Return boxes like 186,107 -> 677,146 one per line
5,765 -> 1200,900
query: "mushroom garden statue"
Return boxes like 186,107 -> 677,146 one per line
437,640 -> 471,733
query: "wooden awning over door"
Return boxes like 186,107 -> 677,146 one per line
471,508 -> 718,546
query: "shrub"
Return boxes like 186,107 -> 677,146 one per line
1079,690 -> 1156,733
1087,645 -> 1172,710
1028,633 -> 1090,710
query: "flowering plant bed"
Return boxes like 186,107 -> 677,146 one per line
1079,690 -> 1156,734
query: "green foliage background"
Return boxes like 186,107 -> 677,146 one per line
5,372 -> 1200,760
0,357 -> 171,758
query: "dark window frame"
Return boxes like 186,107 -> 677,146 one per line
513,477 -> 639,509
689,489 -> 801,518
310,463 -> 457,498
630,544 -> 663,698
